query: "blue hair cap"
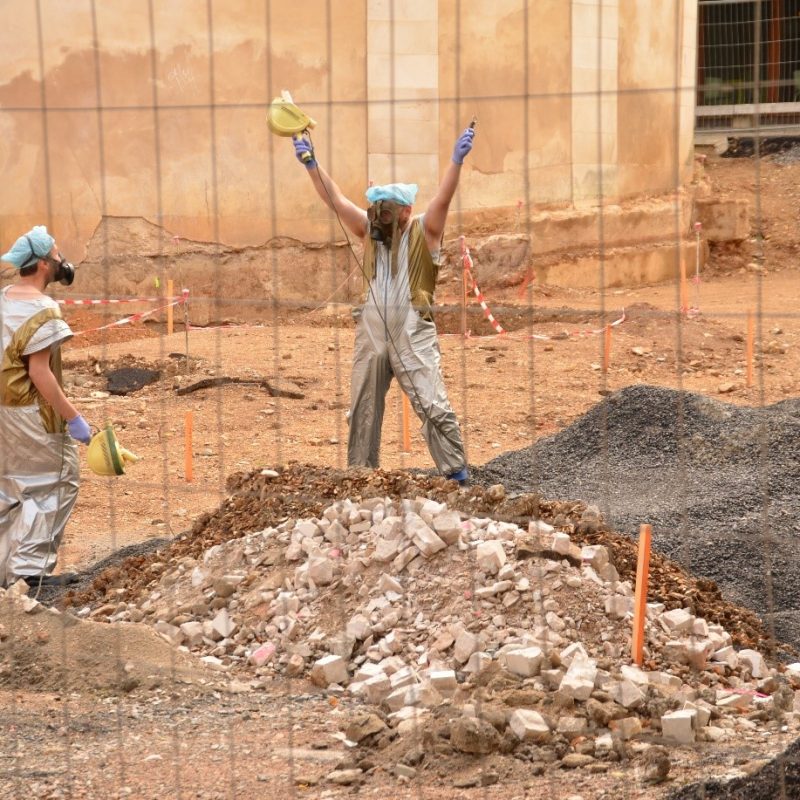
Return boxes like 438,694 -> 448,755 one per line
365,183 -> 418,206
1,225 -> 55,269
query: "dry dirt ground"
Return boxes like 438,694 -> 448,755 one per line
2,153 -> 800,799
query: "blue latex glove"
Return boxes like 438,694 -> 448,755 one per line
451,127 -> 475,165
293,135 -> 316,169
67,415 -> 91,444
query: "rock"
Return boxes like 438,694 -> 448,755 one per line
450,717 -> 502,754
173,621 -> 200,647
248,642 -> 276,667
683,701 -> 711,728
378,573 -> 404,596
716,691 -> 752,710
346,614 -> 371,640
476,541 -> 506,574
403,682 -> 443,708
738,649 -> 767,678
326,769 -> 363,785
557,717 -> 588,736
395,763 -> 417,779
8,579 -> 30,597
605,595 -> 633,619
581,545 -> 609,570
529,519 -> 555,537
659,608 -> 694,634
454,630 -> 480,664
310,655 -> 348,687
641,745 -> 671,784
487,484 -> 506,502
508,709 -> 551,743
711,646 -> 738,668
661,710 -> 696,745
429,670 -> 458,695
432,510 -> 463,545
285,653 -> 305,677
213,574 -> 244,598
610,679 -> 645,710
405,515 -> 447,557
611,716 -> 642,741
561,753 -> 595,769
364,673 -> 392,704
464,651 -> 493,674
559,657 -> 597,701
505,646 -> 545,678
345,713 -> 387,743
308,556 -> 334,586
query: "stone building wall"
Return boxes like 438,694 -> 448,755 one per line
0,0 -> 698,295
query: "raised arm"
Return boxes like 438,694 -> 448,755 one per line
293,136 -> 368,239
423,126 -> 475,248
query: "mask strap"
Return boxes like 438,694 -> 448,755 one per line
21,235 -> 40,270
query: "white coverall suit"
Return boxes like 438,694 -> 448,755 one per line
0,287 -> 79,587
348,215 -> 467,477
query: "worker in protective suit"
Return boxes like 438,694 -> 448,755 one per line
0,225 -> 91,588
291,125 -> 475,484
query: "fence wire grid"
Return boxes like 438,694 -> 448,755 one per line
1,1 -> 800,799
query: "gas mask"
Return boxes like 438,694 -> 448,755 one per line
48,254 -> 76,286
367,201 -> 401,248
367,201 -> 405,276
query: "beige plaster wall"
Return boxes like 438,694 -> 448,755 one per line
438,0 -> 573,212
617,0 -> 697,198
0,1 -> 697,265
0,0 -> 368,260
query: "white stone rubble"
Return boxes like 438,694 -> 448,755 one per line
82,494 -> 793,763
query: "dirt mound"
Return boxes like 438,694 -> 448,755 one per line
472,385 -> 800,650
0,590 -> 207,694
61,463 -> 777,657
56,487 -> 800,794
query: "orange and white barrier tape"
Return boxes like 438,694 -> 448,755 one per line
58,295 -> 178,307
447,243 -> 625,341
71,291 -> 189,337
463,245 -> 505,335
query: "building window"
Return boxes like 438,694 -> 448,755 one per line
698,0 -> 800,105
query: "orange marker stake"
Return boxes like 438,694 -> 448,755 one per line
184,410 -> 193,483
679,252 -> 688,315
401,394 -> 411,453
167,279 -> 174,336
460,236 -> 468,338
746,310 -> 754,388
602,324 -> 612,372
631,523 -> 652,666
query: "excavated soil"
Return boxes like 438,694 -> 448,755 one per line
59,463 -> 779,659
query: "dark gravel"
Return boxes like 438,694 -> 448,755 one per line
472,384 -> 800,649
27,536 -> 172,606
667,736 -> 800,799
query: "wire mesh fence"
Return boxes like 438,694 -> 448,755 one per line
1,1 -> 800,798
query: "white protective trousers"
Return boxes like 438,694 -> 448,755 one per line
347,219 -> 466,476
0,405 -> 79,586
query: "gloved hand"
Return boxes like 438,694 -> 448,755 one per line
67,414 -> 92,444
293,135 -> 316,169
451,127 -> 475,165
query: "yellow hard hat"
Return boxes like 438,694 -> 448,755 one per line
266,90 -> 316,137
87,424 -> 140,476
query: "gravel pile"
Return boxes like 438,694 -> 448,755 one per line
772,142 -> 800,166
472,385 -> 800,649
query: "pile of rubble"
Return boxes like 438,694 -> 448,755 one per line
75,490 -> 800,781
